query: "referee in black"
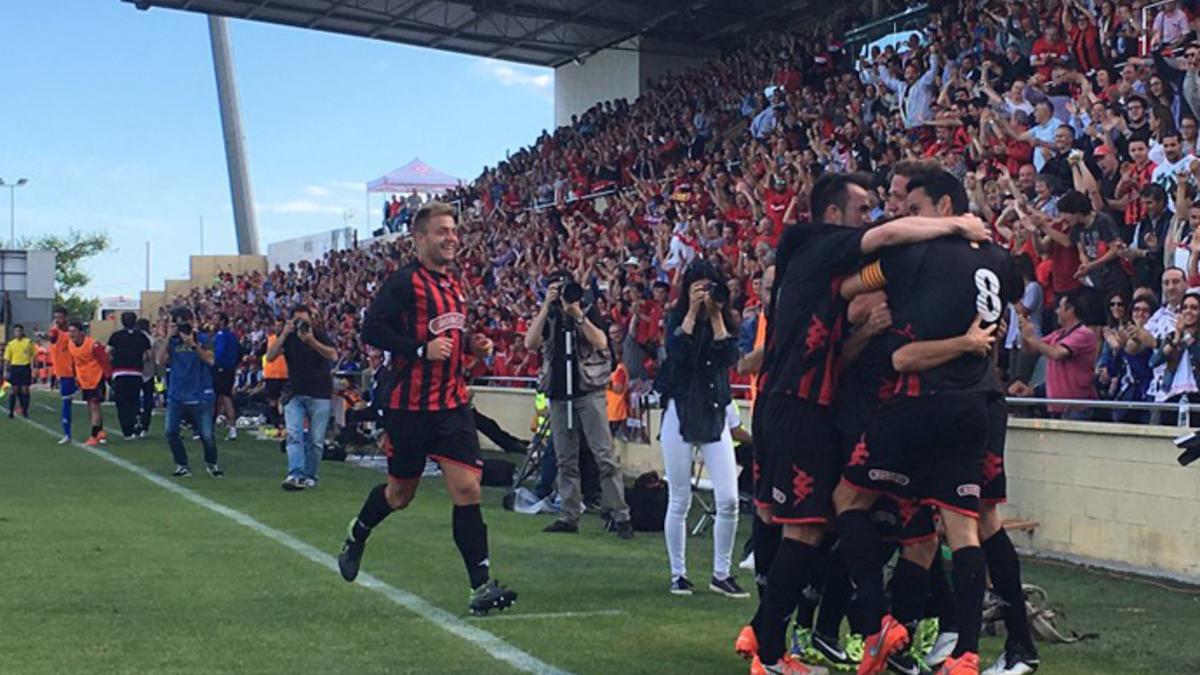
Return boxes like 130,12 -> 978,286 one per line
336,202 -> 517,616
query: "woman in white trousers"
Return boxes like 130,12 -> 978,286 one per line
655,263 -> 747,597
661,399 -> 745,596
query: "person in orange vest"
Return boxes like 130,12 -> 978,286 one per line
606,323 -> 630,439
262,318 -> 289,428
48,306 -> 77,444
66,321 -> 109,446
35,344 -> 50,385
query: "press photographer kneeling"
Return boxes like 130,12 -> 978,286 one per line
525,271 -> 634,538
655,261 -> 746,597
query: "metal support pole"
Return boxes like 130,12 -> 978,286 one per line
208,15 -> 261,255
145,241 -> 150,292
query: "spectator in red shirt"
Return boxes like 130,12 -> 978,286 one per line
1031,24 -> 1070,81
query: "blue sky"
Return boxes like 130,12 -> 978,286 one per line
3,0 -> 552,300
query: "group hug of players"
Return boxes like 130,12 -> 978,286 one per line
736,166 -> 1039,675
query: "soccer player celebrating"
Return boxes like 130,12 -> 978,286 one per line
48,307 -> 77,444
337,202 -> 517,616
747,173 -> 987,675
837,170 -> 1022,675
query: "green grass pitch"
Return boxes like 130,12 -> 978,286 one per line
1,390 -> 1197,674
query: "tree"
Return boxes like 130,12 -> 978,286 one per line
19,229 -> 111,322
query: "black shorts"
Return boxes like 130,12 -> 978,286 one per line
7,365 -> 31,387
981,395 -> 1008,504
750,397 -> 772,509
841,429 -> 909,542
213,367 -> 236,397
265,379 -> 286,400
762,395 -> 838,525
81,385 -> 103,403
383,406 -> 482,482
842,392 -> 988,518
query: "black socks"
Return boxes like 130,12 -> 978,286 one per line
927,551 -> 958,632
890,557 -> 931,627
950,546 -> 987,658
352,483 -> 393,542
815,543 -> 854,638
758,538 -> 819,664
91,424 -> 102,438
750,518 -> 783,633
453,504 -> 491,589
834,509 -> 886,636
983,528 -> 1034,651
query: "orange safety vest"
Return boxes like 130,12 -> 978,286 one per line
263,334 -> 289,380
606,363 -> 629,422
50,328 -> 75,378
749,311 -> 768,408
68,336 -> 104,389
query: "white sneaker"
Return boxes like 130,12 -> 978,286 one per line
57,435 -> 71,445
739,551 -> 755,571
226,427 -> 238,441
302,478 -> 317,489
925,631 -> 959,668
216,414 -> 227,427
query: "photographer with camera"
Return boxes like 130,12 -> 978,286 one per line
265,304 -> 338,491
654,261 -> 746,596
525,271 -> 634,538
156,308 -> 221,477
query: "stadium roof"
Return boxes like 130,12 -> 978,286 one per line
123,0 -> 827,68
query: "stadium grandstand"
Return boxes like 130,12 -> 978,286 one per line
5,1 -> 1200,674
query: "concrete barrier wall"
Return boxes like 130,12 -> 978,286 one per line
471,388 -> 1200,582
1005,418 -> 1199,582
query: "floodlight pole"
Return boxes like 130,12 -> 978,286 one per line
1,178 -> 28,248
208,15 -> 261,255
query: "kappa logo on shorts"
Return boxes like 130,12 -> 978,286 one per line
957,483 -> 982,498
772,487 -> 788,505
791,468 -> 815,505
868,469 -> 910,486
429,312 -> 467,334
982,451 -> 1003,484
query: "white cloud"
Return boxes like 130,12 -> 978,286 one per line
330,180 -> 366,192
473,59 -> 552,99
259,200 -> 346,214
303,185 -> 330,197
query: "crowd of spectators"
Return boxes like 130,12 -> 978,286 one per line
151,0 -> 1200,426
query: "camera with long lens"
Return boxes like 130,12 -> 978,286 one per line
561,282 -> 584,305
708,280 -> 730,305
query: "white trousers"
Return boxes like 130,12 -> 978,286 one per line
660,400 -> 740,580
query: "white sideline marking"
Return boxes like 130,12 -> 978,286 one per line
470,610 -> 626,622
18,411 -> 572,675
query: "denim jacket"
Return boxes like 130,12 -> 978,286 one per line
654,312 -> 739,443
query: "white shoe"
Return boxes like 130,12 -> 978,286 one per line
57,435 -> 71,445
216,414 -> 227,427
226,428 -> 237,441
302,478 -> 317,489
739,551 -> 755,571
925,631 -> 959,668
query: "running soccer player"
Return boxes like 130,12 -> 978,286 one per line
337,202 -> 517,616
3,324 -> 35,418
747,173 -> 988,675
836,170 -> 1021,675
48,307 -> 77,444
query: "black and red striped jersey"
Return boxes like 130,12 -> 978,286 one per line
362,261 -> 471,412
760,223 -> 867,406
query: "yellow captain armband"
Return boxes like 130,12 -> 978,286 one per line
860,261 -> 887,291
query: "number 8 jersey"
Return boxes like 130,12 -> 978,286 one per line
859,236 -> 1021,397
